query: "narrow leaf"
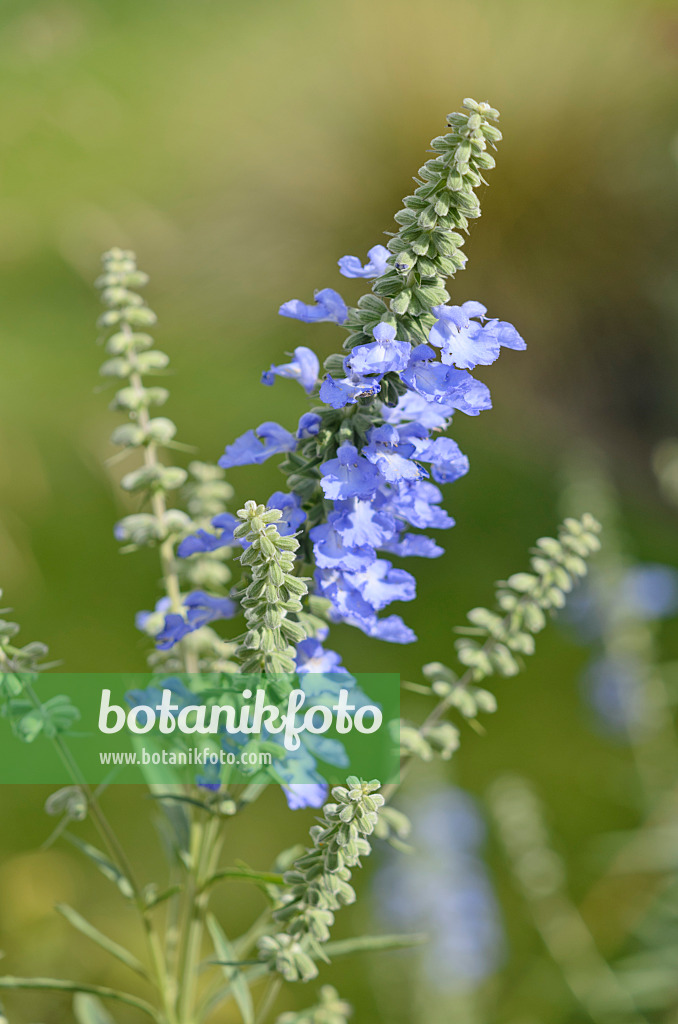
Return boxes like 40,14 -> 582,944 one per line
324,933 -> 427,957
63,835 -> 134,899
201,867 -> 284,892
74,993 -> 116,1024
0,978 -> 159,1021
144,884 -> 182,910
206,915 -> 254,1024
55,904 -> 148,979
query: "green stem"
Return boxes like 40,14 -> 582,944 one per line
20,678 -> 175,1024
176,814 -> 223,1023
126,354 -> 198,675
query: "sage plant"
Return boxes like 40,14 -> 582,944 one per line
0,99 -> 603,1024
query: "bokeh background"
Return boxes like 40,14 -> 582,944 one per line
1,1 -> 677,1021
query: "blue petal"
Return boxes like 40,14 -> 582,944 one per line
261,346 -> 320,394
279,288 -> 348,324
338,244 -> 390,279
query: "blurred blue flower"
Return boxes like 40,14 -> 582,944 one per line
621,564 -> 678,621
374,788 -> 504,991
295,630 -> 349,675
582,655 -> 646,735
125,676 -> 195,714
155,591 -> 237,650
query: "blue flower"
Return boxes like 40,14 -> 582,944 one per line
156,591 -> 237,650
219,422 -> 297,468
316,565 -> 417,643
267,491 -> 306,536
319,373 -> 380,409
196,760 -> 222,792
621,564 -> 678,621
446,376 -> 492,416
401,431 -> 469,484
310,522 -> 376,572
382,391 -> 456,430
338,244 -> 390,279
430,316 -> 500,370
300,672 -> 377,724
273,743 -> 329,808
402,344 -> 473,404
300,732 -> 350,769
295,629 -> 349,675
374,788 -> 504,991
155,613 -> 190,649
429,303 -> 525,370
284,783 -> 328,810
136,596 -> 171,633
320,443 -> 381,500
361,614 -> 417,643
330,497 -> 397,549
363,425 -> 424,484
381,480 -> 456,531
279,287 -> 348,325
261,346 -> 319,394
184,591 -> 237,623
583,656 -> 645,735
381,533 -> 444,558
347,559 -> 416,611
345,323 -> 411,378
492,320 -> 527,352
125,677 -> 195,714
297,412 -> 322,438
177,512 -> 239,558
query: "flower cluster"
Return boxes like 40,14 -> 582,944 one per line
274,986 -> 352,1024
231,500 -> 310,675
95,249 -> 237,673
199,100 -> 526,650
259,778 -> 384,981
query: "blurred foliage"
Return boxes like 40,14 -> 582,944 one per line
0,0 -> 677,1021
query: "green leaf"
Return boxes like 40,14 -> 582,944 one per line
0,978 -> 159,1021
73,993 -> 116,1024
55,904 -> 148,979
13,695 -> 80,743
63,835 -> 134,900
201,867 -> 284,893
144,884 -> 182,910
206,915 -> 254,1024
324,933 -> 427,957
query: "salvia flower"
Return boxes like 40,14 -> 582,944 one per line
262,346 -> 320,394
279,288 -> 348,325
338,244 -> 390,279
154,591 -> 237,650
217,101 -> 526,645
218,422 -> 298,468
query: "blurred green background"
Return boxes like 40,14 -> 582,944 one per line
0,0 -> 677,1021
